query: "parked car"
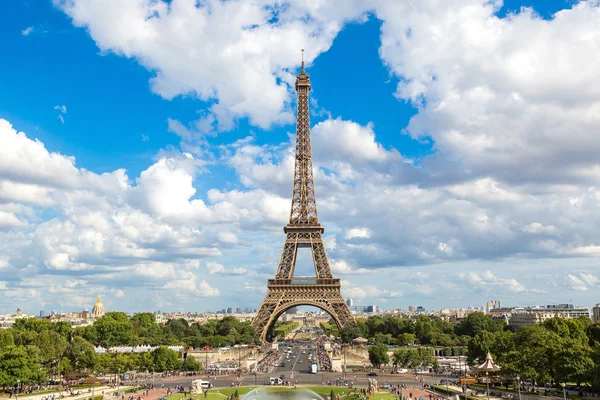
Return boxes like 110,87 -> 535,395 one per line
368,372 -> 377,377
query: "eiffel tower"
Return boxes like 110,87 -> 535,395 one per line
252,51 -> 355,342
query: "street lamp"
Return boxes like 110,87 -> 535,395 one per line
516,376 -> 521,400
486,372 -> 490,400
561,383 -> 567,400
16,380 -> 20,399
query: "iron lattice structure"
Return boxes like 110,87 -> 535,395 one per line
252,54 -> 355,342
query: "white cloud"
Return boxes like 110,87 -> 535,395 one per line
54,105 -> 67,124
567,272 -> 600,292
342,280 -> 402,299
5,0 -> 600,312
22,26 -> 34,36
344,228 -> 371,239
54,0 -> 368,130
377,0 -> 600,186
206,261 -> 247,276
54,105 -> 67,114
458,271 -> 527,293
312,118 -> 399,164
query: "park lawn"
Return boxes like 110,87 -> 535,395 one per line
167,386 -> 255,400
307,386 -> 398,400
167,386 -> 398,400
0,385 -> 113,399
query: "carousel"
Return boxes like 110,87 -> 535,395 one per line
476,352 -> 501,399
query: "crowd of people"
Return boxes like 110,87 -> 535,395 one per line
316,339 -> 332,372
254,350 -> 281,374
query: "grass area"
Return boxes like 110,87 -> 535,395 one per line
0,384 -> 130,399
167,386 -> 399,400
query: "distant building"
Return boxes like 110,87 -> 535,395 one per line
286,307 -> 298,314
508,310 -> 569,328
346,298 -> 354,307
485,300 -> 501,313
91,296 -> 105,319
408,306 -> 416,312
236,308 -> 242,313
365,305 -> 378,313
39,310 -> 45,318
544,304 -> 591,319
226,307 -> 233,314
593,304 -> 600,323
416,306 -> 426,313
15,308 -> 22,317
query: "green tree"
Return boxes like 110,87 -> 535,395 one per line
397,333 -> 416,346
73,325 -> 99,345
455,312 -> 503,337
65,337 -> 98,372
182,356 -> 202,371
0,330 -> 15,350
151,346 -> 182,372
392,348 -> 414,368
94,312 -> 135,348
33,330 -> 68,370
340,323 -> 368,343
130,313 -> 164,344
587,323 -> 600,347
0,345 -> 46,385
368,343 -> 389,369
373,333 -> 393,345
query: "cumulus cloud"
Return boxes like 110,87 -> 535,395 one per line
206,261 -> 247,276
567,273 -> 600,292
342,280 -> 402,299
458,271 -> 527,293
54,0 -> 368,130
344,228 -> 371,240
4,0 -> 600,311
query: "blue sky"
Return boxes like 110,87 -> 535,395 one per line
1,0 -> 600,315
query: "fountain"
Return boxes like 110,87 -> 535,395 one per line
242,387 -> 326,400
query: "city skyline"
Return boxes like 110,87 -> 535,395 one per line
2,0 -> 600,314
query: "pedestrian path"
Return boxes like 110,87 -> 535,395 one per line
9,386 -> 135,400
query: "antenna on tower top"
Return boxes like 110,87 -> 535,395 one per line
301,49 -> 305,71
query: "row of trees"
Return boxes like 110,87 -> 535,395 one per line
368,344 -> 439,371
339,313 -> 504,346
272,321 -> 300,338
467,317 -> 600,387
74,313 -> 258,348
0,313 -> 255,386
359,314 -> 600,388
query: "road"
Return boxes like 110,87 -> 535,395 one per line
141,370 -> 445,390
270,343 -> 315,378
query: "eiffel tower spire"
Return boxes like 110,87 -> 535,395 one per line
289,48 -> 318,226
251,51 -> 355,342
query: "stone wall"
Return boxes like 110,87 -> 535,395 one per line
187,347 -> 257,366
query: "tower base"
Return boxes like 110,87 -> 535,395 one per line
252,278 -> 354,343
